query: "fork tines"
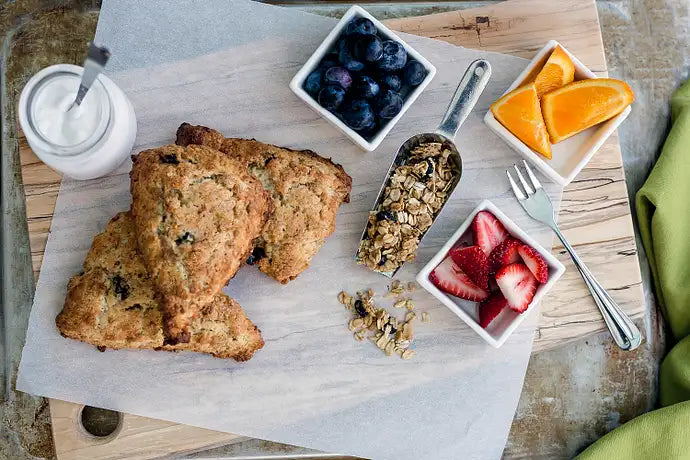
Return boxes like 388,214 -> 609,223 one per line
507,160 -> 542,200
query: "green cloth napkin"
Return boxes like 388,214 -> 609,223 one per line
577,79 -> 690,459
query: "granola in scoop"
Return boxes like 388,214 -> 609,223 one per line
356,142 -> 457,273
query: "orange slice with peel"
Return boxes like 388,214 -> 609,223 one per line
490,83 -> 552,159
541,78 -> 634,143
533,45 -> 575,98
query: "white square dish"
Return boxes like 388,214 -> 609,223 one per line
289,5 -> 436,152
416,200 -> 566,348
483,39 -> 631,186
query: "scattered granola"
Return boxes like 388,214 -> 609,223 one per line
356,142 -> 458,274
339,287 -> 423,360
422,312 -> 430,323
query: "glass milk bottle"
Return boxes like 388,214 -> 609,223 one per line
18,64 -> 136,180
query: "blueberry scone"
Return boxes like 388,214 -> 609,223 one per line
130,144 -> 270,342
175,123 -> 352,284
55,212 -> 264,360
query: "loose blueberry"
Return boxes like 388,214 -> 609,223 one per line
346,17 -> 377,36
318,85 -> 346,111
304,69 -> 323,96
378,41 -> 407,72
380,74 -> 402,92
352,75 -> 380,99
375,89 -> 403,119
354,299 -> 367,317
341,99 -> 375,131
324,66 -> 352,90
354,35 -> 383,63
403,60 -> 427,86
338,38 -> 365,72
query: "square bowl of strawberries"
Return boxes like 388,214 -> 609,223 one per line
416,200 -> 565,348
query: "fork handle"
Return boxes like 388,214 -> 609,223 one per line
552,226 -> 643,350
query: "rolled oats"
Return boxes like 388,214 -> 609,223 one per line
338,287 -> 425,360
356,142 -> 458,274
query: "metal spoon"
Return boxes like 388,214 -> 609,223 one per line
356,59 -> 492,277
67,42 -> 111,112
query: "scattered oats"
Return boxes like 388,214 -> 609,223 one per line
407,281 -> 417,292
402,349 -> 415,360
339,286 -> 421,359
422,312 -> 430,323
406,299 -> 415,310
393,299 -> 407,309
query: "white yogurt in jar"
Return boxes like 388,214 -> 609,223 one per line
19,64 -> 137,180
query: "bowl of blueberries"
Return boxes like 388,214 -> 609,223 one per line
290,5 -> 436,151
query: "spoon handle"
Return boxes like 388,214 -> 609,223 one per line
70,42 -> 111,109
437,59 -> 492,140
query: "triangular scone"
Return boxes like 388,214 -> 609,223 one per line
130,144 -> 270,342
175,123 -> 352,284
56,212 -> 264,360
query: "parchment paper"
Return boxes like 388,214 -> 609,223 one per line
17,2 -> 563,459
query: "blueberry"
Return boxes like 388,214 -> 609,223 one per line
346,17 -> 377,36
304,69 -> 323,96
381,74 -> 402,92
246,247 -> 266,265
378,41 -> 407,72
354,299 -> 367,317
341,99 -> 375,131
375,89 -> 403,119
324,66 -> 352,90
318,85 -> 346,111
352,75 -> 380,99
403,60 -> 427,86
376,210 -> 397,222
319,52 -> 340,70
338,38 -> 365,72
354,35 -> 383,63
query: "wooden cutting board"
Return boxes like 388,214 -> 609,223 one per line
17,0 -> 645,457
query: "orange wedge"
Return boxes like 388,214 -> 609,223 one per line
541,78 -> 634,143
490,83 -> 552,159
533,45 -> 575,98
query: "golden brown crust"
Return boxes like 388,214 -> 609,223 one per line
176,123 -> 352,284
56,212 -> 264,360
130,144 -> 270,340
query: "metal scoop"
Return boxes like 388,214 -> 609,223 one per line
67,42 -> 111,112
356,59 -> 492,277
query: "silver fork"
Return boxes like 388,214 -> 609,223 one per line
507,160 -> 643,351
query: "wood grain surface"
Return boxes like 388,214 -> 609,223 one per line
17,0 -> 645,458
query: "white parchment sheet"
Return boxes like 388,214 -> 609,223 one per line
17,1 -> 563,459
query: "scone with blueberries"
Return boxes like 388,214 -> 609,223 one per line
175,123 -> 352,284
130,144 -> 270,342
56,212 -> 265,361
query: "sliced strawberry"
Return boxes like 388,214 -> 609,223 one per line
429,256 -> 489,302
518,244 -> 549,283
449,245 -> 489,289
478,291 -> 508,328
472,210 -> 509,256
488,237 -> 522,273
495,263 -> 538,313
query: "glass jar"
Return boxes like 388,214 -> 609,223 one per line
18,64 -> 137,180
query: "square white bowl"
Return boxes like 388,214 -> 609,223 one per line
483,40 -> 631,186
416,200 -> 566,348
289,5 -> 436,152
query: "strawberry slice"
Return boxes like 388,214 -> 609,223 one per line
518,244 -> 549,283
495,263 -> 538,313
488,237 -> 522,273
472,210 -> 509,256
429,256 -> 489,302
449,245 -> 489,289
478,291 -> 508,328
